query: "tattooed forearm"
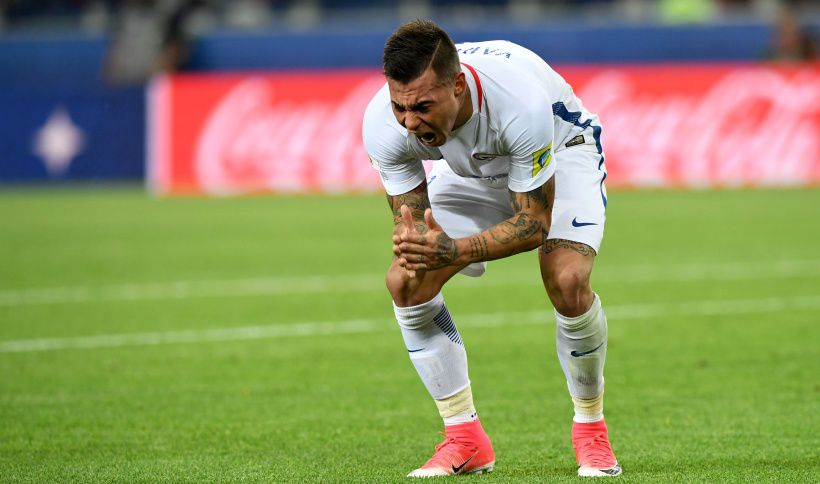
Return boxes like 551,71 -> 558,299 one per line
386,180 -> 430,233
468,235 -> 489,260
489,213 -> 542,245
541,238 -> 596,256
488,178 -> 555,247
459,176 -> 556,264
386,181 -> 429,222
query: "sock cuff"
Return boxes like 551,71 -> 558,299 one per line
555,292 -> 601,331
393,292 -> 444,329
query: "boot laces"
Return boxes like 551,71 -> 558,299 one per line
434,436 -> 458,453
426,433 -> 475,466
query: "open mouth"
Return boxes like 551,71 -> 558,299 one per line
419,132 -> 436,144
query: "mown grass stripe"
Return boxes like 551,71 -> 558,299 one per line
1,259 -> 818,307
1,294 -> 817,354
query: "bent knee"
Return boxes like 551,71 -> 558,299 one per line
548,267 -> 589,295
385,263 -> 442,307
385,264 -> 412,300
545,266 -> 592,316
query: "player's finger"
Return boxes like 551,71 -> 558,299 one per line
405,262 -> 429,271
401,205 -> 416,233
400,252 -> 428,265
399,232 -> 426,245
399,242 -> 428,255
402,253 -> 424,264
424,208 -> 442,232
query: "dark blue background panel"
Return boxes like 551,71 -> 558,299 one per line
186,22 -> 773,72
0,86 -> 144,182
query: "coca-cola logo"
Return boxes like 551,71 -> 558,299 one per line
154,66 -> 820,195
195,75 -> 386,194
576,67 -> 820,187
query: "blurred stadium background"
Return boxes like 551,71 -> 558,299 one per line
1,0 -> 818,188
1,0 -> 819,482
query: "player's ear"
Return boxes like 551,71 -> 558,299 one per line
453,71 -> 466,97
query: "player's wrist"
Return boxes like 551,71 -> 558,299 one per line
453,236 -> 485,265
453,238 -> 473,265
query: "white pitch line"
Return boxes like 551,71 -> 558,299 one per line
1,294 -> 818,354
0,259 -> 819,308
597,259 -> 820,283
0,274 -> 381,307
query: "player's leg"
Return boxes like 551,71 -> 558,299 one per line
539,241 -> 605,421
542,146 -> 621,477
387,259 -> 496,478
388,161 -> 511,477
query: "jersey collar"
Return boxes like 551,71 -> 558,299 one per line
460,62 -> 484,114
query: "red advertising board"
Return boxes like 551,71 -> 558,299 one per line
148,64 -> 820,195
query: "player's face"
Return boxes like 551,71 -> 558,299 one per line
387,68 -> 468,147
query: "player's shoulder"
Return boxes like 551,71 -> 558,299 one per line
463,41 -> 571,110
457,40 -> 541,58
460,41 -> 556,121
456,40 -> 551,75
460,40 -> 556,98
363,83 -> 403,144
363,83 -> 392,129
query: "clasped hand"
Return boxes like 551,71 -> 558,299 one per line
393,205 -> 458,277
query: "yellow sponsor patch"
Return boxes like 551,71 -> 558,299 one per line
532,143 -> 553,177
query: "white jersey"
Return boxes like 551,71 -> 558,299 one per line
363,40 -> 603,196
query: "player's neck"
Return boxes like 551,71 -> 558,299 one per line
452,86 -> 473,130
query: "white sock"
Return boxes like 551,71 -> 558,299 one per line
393,293 -> 470,400
554,293 -> 607,419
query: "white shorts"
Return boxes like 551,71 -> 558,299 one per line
427,146 -> 607,277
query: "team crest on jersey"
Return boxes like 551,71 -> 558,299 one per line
532,143 -> 553,177
472,153 -> 501,162
565,134 -> 585,148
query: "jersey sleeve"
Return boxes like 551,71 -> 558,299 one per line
501,102 -> 556,193
362,104 -> 426,196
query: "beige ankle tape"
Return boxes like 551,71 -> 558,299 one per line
435,385 -> 476,419
572,392 -> 604,422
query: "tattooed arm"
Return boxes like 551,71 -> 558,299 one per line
394,176 -> 555,271
386,180 -> 430,237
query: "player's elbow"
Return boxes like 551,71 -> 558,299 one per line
518,208 -> 551,236
524,236 -> 541,252
514,211 -> 549,252
531,222 -> 550,251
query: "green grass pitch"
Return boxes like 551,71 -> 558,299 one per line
0,187 -> 818,483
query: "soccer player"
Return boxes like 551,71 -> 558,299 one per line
362,20 -> 620,478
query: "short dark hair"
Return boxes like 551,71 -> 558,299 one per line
383,19 -> 460,85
